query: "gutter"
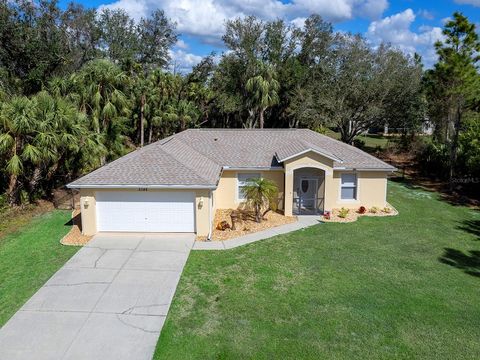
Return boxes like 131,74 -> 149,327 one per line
66,184 -> 217,190
333,167 -> 397,172
222,166 -> 284,171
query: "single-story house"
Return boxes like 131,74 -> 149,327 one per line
68,129 -> 396,239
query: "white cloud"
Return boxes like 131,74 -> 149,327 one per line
98,0 -> 148,21
100,0 -> 390,41
98,0 -> 391,71
454,0 -> 480,6
418,9 -> 434,20
175,39 -> 189,50
356,0 -> 389,19
168,49 -> 203,73
367,9 -> 444,67
290,17 -> 307,29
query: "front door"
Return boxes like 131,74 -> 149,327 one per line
298,177 -> 318,214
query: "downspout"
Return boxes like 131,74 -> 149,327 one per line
207,189 -> 213,241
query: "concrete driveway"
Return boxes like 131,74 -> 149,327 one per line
0,233 -> 195,360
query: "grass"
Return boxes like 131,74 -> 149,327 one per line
0,201 -> 53,238
0,210 -> 79,326
154,181 -> 480,359
325,129 -> 390,152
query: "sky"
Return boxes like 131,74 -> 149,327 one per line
63,0 -> 480,72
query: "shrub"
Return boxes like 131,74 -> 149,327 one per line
338,207 -> 349,218
353,138 -> 366,149
383,207 -> 392,214
358,206 -> 367,214
370,206 -> 380,214
313,125 -> 328,134
416,141 -> 449,179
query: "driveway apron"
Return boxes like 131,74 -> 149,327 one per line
0,233 -> 195,360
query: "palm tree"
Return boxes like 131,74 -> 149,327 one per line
242,178 -> 279,223
75,59 -> 131,164
0,91 -> 103,205
246,62 -> 280,128
0,96 -> 35,205
28,91 -> 97,197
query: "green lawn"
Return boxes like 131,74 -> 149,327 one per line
154,181 -> 480,359
325,129 -> 390,151
0,210 -> 78,326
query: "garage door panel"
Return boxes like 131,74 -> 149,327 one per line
96,191 -> 195,233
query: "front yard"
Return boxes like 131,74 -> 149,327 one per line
1,182 -> 479,359
155,181 -> 480,359
0,210 -> 78,326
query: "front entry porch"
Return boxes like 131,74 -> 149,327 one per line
292,168 -> 325,215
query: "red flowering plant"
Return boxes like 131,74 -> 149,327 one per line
323,211 -> 331,220
358,206 -> 367,214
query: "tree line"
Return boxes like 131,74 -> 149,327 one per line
0,0 -> 479,206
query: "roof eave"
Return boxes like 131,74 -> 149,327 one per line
333,167 -> 397,172
222,166 -> 284,171
66,184 -> 217,190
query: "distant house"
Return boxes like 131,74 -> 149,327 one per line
68,129 -> 395,238
421,119 -> 434,135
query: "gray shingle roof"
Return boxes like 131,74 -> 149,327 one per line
68,129 -> 395,187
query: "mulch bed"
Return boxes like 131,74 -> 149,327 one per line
322,204 -> 398,223
60,209 -> 93,246
197,209 -> 297,242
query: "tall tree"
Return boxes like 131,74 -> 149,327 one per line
137,9 -> 177,69
426,12 -> 480,187
75,59 -> 131,164
246,62 -> 280,128
61,3 -> 101,71
0,91 -> 94,205
0,96 -> 34,204
98,8 -> 137,64
316,35 -> 422,144
0,0 -> 71,94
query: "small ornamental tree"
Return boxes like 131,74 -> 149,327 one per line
242,178 -> 278,223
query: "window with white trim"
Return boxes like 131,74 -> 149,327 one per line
237,173 -> 261,200
341,173 -> 357,200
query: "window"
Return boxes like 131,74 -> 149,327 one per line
341,173 -> 357,200
237,173 -> 261,200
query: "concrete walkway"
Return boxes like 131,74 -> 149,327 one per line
193,216 -> 320,250
0,233 -> 195,360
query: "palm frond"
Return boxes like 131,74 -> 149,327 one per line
21,143 -> 42,163
6,154 -> 23,175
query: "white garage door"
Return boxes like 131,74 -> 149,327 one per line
96,191 -> 195,233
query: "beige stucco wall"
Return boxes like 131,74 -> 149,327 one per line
214,170 -> 285,211
79,188 -> 212,236
283,151 -> 389,215
330,171 -> 388,209
79,189 -> 96,236
195,189 -> 211,237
